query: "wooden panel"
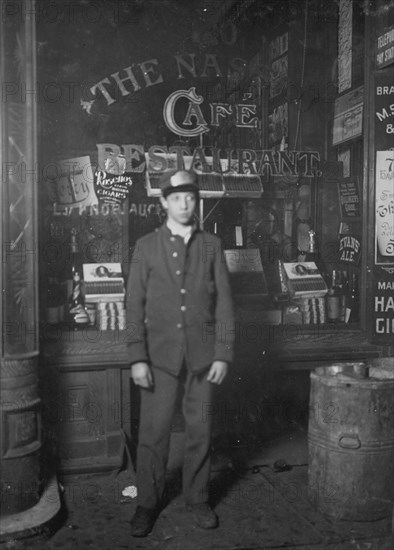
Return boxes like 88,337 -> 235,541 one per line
39,359 -> 126,474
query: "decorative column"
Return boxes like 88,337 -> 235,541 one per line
0,0 -> 59,535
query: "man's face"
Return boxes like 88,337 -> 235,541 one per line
161,191 -> 197,225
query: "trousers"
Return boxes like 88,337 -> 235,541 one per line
136,364 -> 214,509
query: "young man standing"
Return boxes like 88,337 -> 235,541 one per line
127,169 -> 234,537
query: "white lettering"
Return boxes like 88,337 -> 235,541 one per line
377,29 -> 394,48
375,296 -> 394,312
163,87 -> 208,137
377,281 -> 394,290
96,143 -> 320,177
376,107 -> 390,121
385,46 -> 394,61
376,318 -> 394,333
138,59 -> 163,88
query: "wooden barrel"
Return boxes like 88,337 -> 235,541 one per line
308,366 -> 394,521
0,358 -> 41,516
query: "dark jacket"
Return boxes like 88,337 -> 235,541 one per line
126,224 -> 235,375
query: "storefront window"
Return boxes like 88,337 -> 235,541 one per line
36,0 -> 367,329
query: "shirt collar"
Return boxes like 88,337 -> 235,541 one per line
165,219 -> 197,243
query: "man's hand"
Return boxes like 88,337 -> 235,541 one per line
206,361 -> 228,385
131,362 -> 153,388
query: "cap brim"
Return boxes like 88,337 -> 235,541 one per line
162,184 -> 199,197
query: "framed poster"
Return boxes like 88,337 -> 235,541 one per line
332,86 -> 364,145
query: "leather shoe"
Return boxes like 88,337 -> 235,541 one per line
130,506 -> 158,537
186,503 -> 218,529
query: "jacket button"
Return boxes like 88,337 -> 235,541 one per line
172,252 -> 178,257
180,288 -> 186,294
170,236 -> 176,242
177,323 -> 182,329
175,270 -> 181,276
180,305 -> 186,312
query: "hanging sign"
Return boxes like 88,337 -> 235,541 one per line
376,25 -> 394,69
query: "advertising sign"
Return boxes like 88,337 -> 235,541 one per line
370,50 -> 394,344
332,86 -> 364,145
50,156 -> 98,208
371,150 -> 394,343
375,151 -> 394,264
375,74 -> 394,145
376,24 -> 394,69
337,178 -> 361,220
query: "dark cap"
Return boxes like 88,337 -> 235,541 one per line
159,170 -> 199,198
